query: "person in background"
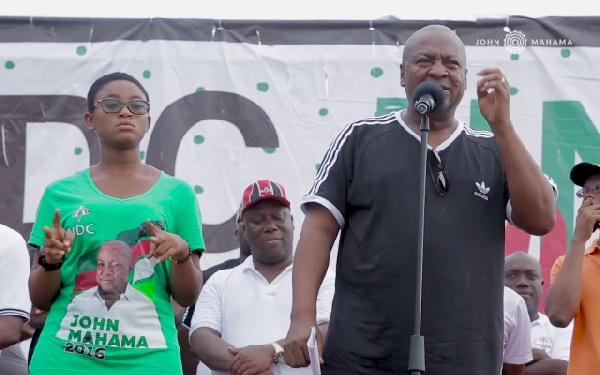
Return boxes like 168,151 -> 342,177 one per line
190,180 -> 335,375
505,251 -> 570,375
178,205 -> 251,375
546,161 -> 600,374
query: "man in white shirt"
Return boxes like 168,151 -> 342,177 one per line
503,286 -> 533,375
505,251 -> 571,375
0,224 -> 32,374
189,180 -> 335,375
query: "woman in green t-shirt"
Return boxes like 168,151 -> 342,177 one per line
28,72 -> 205,375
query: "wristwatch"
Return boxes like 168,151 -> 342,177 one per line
38,254 -> 64,271
270,342 -> 286,364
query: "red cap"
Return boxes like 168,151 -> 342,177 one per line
241,180 -> 290,217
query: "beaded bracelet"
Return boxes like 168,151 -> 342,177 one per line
171,250 -> 192,265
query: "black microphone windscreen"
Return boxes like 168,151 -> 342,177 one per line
412,81 -> 446,113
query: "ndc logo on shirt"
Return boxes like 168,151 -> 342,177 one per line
72,206 -> 91,223
534,336 -> 553,354
474,181 -> 490,201
69,206 -> 95,236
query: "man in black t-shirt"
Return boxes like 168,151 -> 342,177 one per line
177,207 -> 251,375
283,25 -> 557,375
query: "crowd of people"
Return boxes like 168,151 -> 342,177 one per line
0,24 -> 597,375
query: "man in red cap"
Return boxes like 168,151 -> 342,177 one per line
189,180 -> 335,375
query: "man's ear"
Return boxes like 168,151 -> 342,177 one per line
400,63 -> 405,87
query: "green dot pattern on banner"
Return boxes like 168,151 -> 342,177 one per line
263,147 -> 276,154
561,49 -> 571,58
510,87 -> 519,96
76,46 -> 87,56
196,87 -> 205,93
74,147 -> 82,155
139,151 -> 145,160
256,82 -> 269,92
194,185 -> 204,194
510,54 -> 520,61
315,163 -> 322,172
318,108 -> 329,116
194,135 -> 205,144
5,60 -> 15,69
143,70 -> 151,79
370,67 -> 383,78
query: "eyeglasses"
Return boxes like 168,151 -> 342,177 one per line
428,149 -> 450,195
97,261 -> 124,272
94,99 -> 150,115
576,181 -> 600,198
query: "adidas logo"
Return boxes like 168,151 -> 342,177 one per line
474,181 -> 490,201
72,206 -> 91,223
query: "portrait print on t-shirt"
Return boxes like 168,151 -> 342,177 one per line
56,222 -> 167,352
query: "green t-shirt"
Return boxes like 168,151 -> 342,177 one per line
28,169 -> 204,375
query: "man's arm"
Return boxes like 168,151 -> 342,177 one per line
546,198 -> 600,327
476,68 -> 556,235
284,205 -> 339,367
545,239 -> 585,327
500,129 -> 557,235
525,358 -> 568,375
0,316 -> 27,349
190,327 -> 236,371
503,363 -> 525,375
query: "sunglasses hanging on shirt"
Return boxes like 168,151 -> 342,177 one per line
427,149 -> 450,196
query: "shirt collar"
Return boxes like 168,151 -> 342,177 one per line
587,239 -> 600,255
240,255 -> 293,274
531,313 -> 549,327
92,284 -> 132,301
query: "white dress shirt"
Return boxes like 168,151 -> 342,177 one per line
190,256 -> 335,375
503,286 -> 533,365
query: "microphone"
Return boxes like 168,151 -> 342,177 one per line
412,82 -> 446,115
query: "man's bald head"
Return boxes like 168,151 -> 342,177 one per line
98,240 -> 131,265
505,251 -> 542,274
402,25 -> 466,65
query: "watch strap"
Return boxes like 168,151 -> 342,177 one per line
270,342 -> 285,364
38,254 -> 64,271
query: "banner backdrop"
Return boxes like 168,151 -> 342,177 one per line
1,16 -> 599,303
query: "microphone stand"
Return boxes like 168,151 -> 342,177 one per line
407,114 -> 428,375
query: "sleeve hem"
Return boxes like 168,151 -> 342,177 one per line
301,195 -> 344,228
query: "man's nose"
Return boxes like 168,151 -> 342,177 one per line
429,59 -> 448,77
516,275 -> 530,286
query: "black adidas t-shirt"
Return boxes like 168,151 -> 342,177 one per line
304,111 -> 509,375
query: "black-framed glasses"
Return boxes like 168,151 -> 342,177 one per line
94,99 -> 150,115
428,149 -> 450,195
577,181 -> 600,198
